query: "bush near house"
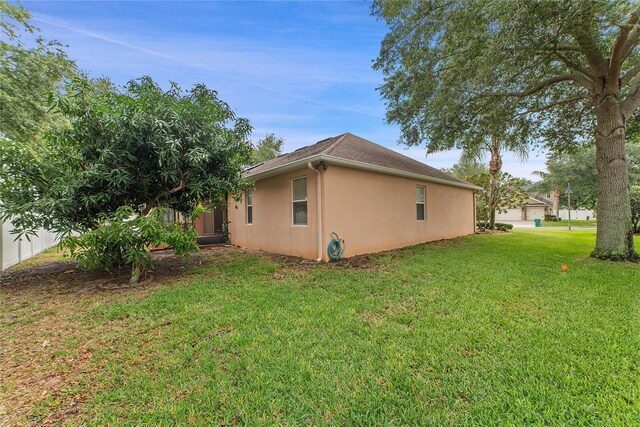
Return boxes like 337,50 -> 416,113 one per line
477,222 -> 513,232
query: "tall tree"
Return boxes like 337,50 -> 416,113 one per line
373,0 -> 640,260
251,133 -> 284,164
0,1 -> 76,144
0,76 -> 253,281
459,135 -> 528,229
465,171 -> 529,230
535,142 -> 640,213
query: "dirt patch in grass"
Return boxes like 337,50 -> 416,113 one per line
0,247 -> 235,295
0,245 -> 240,426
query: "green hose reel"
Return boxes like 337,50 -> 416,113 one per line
327,232 -> 345,261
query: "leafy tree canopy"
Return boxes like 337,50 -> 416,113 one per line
0,0 -> 76,144
373,0 -> 639,152
251,133 -> 284,164
443,161 -> 488,179
534,143 -> 640,210
465,172 -> 529,230
0,76 -> 253,237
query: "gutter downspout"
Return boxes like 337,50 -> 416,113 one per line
308,161 -> 323,262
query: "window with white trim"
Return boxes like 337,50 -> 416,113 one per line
246,190 -> 253,224
292,177 -> 307,225
416,185 -> 425,221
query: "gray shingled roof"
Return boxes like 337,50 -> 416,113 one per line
245,133 -> 471,186
528,194 -> 553,206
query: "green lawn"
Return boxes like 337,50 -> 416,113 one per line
542,219 -> 597,228
2,230 -> 639,425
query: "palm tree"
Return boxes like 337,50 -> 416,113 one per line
460,135 -> 528,229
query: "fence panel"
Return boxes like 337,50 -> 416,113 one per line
1,220 -> 60,271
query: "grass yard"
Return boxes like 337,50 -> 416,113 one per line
542,219 -> 597,228
1,230 -> 639,425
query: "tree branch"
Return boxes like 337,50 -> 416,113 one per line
168,180 -> 185,194
515,94 -> 590,117
610,7 -> 640,78
621,73 -> 640,118
476,75 -> 575,98
554,51 -> 596,81
571,12 -> 608,76
621,62 -> 640,86
619,27 -> 640,65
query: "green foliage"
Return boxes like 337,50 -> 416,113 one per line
631,185 -> 640,233
251,133 -> 284,164
442,160 -> 487,178
61,207 -> 199,283
0,76 -> 253,237
534,143 -> 640,210
476,222 -> 513,232
0,1 -> 76,144
372,1 -> 638,152
466,172 -> 528,229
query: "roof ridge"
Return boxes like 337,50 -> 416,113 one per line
322,132 -> 350,156
335,133 -> 467,185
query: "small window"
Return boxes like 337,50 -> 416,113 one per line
246,190 -> 253,224
416,185 -> 425,221
292,177 -> 307,225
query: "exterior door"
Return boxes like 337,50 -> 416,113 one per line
201,208 -> 224,235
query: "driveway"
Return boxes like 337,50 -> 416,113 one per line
503,220 -> 537,229
501,220 -> 597,230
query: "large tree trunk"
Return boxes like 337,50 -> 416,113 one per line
488,138 -> 502,230
592,91 -> 637,260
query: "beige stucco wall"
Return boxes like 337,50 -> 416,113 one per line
228,164 -> 475,261
227,167 -> 319,259
321,165 -> 476,260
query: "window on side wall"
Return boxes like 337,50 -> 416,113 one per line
416,185 -> 425,221
246,190 -> 253,224
292,177 -> 307,225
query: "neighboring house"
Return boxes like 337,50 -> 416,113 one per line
224,133 -> 480,261
495,194 -> 553,221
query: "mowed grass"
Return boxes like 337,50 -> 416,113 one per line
542,219 -> 597,228
2,230 -> 639,425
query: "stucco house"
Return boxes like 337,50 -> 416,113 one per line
215,133 -> 479,261
495,194 -> 553,221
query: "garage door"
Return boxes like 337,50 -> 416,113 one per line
525,207 -> 545,220
495,208 -> 522,221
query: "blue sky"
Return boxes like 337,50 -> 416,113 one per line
23,0 -> 545,179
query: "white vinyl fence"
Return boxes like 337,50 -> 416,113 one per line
1,219 -> 61,271
557,209 -> 596,221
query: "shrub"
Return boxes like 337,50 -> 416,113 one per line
494,222 -> 514,231
61,207 -> 199,283
477,222 -> 513,232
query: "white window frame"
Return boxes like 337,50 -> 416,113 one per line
246,190 -> 253,224
416,185 -> 426,221
291,176 -> 308,226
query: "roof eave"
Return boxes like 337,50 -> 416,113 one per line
245,154 -> 483,191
